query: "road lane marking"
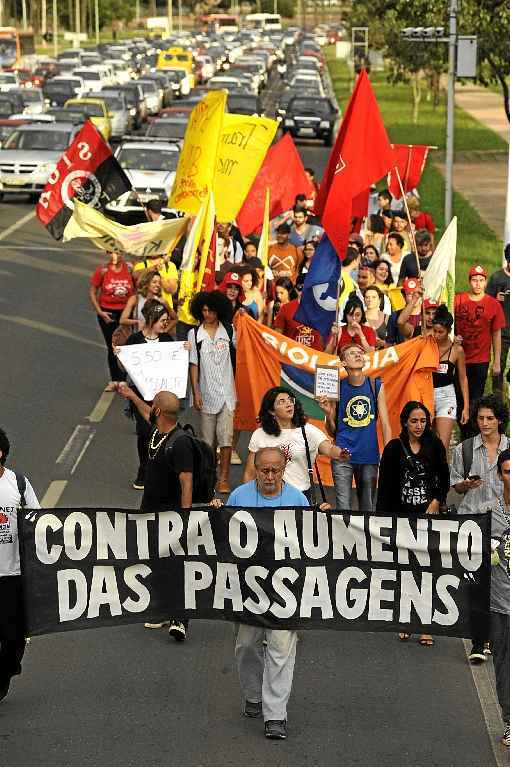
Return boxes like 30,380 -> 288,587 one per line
87,390 -> 115,423
0,314 -> 103,348
56,425 -> 95,475
463,639 -> 507,765
0,250 -> 90,276
40,479 -> 68,508
0,209 -> 35,240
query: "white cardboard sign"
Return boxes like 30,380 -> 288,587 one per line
118,341 -> 189,400
314,364 -> 340,400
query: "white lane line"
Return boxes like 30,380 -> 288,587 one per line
0,250 -> 90,276
70,430 -> 95,475
56,424 -> 95,474
463,639 -> 507,765
0,209 -> 35,241
87,390 -> 116,423
40,479 -> 68,508
0,314 -> 103,348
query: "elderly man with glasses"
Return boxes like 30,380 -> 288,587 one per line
215,446 -> 308,740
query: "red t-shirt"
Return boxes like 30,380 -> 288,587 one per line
274,299 -> 322,349
454,292 -> 506,364
337,324 -> 377,351
90,263 -> 135,310
413,211 -> 435,234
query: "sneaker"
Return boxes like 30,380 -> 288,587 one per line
169,621 -> 186,641
502,724 -> 510,747
132,469 -> 144,490
243,700 -> 262,718
0,680 -> 10,703
265,720 -> 287,739
144,621 -> 170,629
484,642 -> 492,656
468,645 -> 486,664
230,450 -> 242,465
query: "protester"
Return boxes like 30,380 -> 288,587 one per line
271,277 -> 298,326
216,222 -> 244,266
89,250 -> 135,390
487,244 -> 510,391
384,232 -> 407,285
362,215 -> 385,253
318,343 -> 391,511
373,258 -> 395,293
362,243 -> 380,264
381,208 -> 394,235
120,301 -> 175,490
432,305 -> 469,449
243,386 -> 349,501
273,288 -> 323,349
407,195 -> 436,240
222,446 -> 308,740
288,206 -> 322,247
364,285 -> 389,348
390,209 -> 412,252
295,240 -> 316,293
243,240 -> 259,262
0,427 -> 40,702
239,267 -> 264,320
325,297 -> 377,355
217,272 -> 247,318
450,393 -> 510,663
485,448 -> 510,746
357,265 -> 376,294
189,290 -> 236,494
376,401 -> 448,647
395,278 -> 424,341
119,270 -> 175,334
132,250 -> 178,310
304,166 -> 319,200
454,266 -> 505,437
268,223 -> 302,283
398,229 -> 434,282
116,389 -> 194,641
337,247 -> 363,315
376,189 -> 392,215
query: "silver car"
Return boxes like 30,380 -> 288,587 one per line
112,138 -> 180,208
0,122 -> 79,200
87,91 -> 130,139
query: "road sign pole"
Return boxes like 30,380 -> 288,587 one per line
444,0 -> 457,226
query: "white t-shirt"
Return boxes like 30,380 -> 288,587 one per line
0,468 -> 40,577
248,423 -> 328,491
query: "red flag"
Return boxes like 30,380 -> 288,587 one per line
237,133 -> 313,236
316,70 -> 394,259
36,120 -> 131,241
387,144 -> 430,198
200,226 -> 217,292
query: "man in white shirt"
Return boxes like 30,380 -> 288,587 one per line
0,427 -> 40,703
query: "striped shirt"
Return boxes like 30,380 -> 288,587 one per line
188,323 -> 236,414
450,434 -> 510,514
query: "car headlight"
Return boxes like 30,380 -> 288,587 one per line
284,119 -> 294,126
37,162 -> 57,174
320,120 -> 330,128
129,107 -> 136,116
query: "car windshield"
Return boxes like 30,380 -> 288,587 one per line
67,103 -> 104,117
44,82 -> 72,94
4,129 -> 71,151
228,97 -> 257,111
22,90 -> 42,102
290,98 -> 330,115
148,120 -> 187,139
117,147 -> 179,172
98,96 -> 123,110
137,81 -> 157,93
67,79 -> 82,88
74,70 -> 101,80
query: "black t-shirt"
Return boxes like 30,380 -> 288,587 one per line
140,426 -> 194,512
398,252 -> 432,283
487,268 -> 510,334
126,331 -> 174,346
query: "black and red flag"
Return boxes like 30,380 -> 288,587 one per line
36,120 -> 131,240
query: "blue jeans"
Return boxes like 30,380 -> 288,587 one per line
331,460 -> 378,512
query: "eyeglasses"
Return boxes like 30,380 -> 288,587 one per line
274,396 -> 295,406
256,466 -> 284,476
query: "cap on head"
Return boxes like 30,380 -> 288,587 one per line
468,265 -> 487,279
423,298 -> 440,310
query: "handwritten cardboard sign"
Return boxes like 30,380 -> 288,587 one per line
118,342 -> 189,400
314,364 -> 340,400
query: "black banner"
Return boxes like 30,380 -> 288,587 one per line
18,508 -> 491,638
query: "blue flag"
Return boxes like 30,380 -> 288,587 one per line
294,234 -> 340,339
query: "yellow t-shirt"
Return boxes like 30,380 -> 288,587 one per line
133,259 -> 178,309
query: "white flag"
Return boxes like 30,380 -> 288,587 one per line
422,216 -> 457,315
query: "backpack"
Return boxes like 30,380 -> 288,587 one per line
194,323 -> 236,376
164,424 -> 217,503
15,472 -> 26,508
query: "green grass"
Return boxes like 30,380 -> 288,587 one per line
326,50 -> 504,286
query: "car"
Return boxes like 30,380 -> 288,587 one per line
135,78 -> 162,115
14,87 -> 45,115
0,118 -> 31,146
283,96 -> 339,146
31,61 -> 59,87
43,79 -> 79,107
162,67 -> 193,98
0,122 -> 80,200
64,98 -> 112,140
72,67 -> 109,93
145,116 -> 187,145
47,107 -> 86,125
142,71 -> 174,108
0,71 -> 20,92
208,75 -> 245,92
116,82 -> 148,125
0,91 -> 26,118
87,91 -> 131,138
227,93 -> 263,116
112,138 -> 180,207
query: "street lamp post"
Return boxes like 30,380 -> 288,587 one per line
95,0 -> 100,44
53,0 -> 58,58
444,0 -> 458,226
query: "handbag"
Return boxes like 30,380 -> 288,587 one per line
301,425 -> 327,507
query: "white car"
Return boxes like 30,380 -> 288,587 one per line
0,72 -> 20,92
103,59 -> 132,84
113,139 -> 180,207
19,88 -> 45,115
135,79 -> 161,115
208,75 -> 244,92
52,75 -> 86,99
72,67 -> 109,93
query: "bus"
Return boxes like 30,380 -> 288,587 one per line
200,14 -> 239,34
0,27 -> 36,70
245,13 -> 282,32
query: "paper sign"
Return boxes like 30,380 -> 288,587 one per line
118,342 -> 189,400
314,364 -> 340,399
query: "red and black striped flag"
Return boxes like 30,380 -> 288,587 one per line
36,120 -> 131,241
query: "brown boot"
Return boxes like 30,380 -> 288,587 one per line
216,447 -> 232,493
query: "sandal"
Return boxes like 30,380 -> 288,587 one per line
418,635 -> 434,647
398,633 -> 411,642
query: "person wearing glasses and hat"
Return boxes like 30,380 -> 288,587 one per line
455,265 -> 506,438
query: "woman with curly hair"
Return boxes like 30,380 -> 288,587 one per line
119,270 -> 175,333
243,386 -> 349,502
188,290 -> 236,493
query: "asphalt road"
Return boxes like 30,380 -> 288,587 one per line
0,148 -> 501,766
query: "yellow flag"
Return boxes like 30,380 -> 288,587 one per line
169,91 -> 227,215
63,201 -> 188,258
213,113 -> 278,223
177,195 -> 210,326
257,188 -> 270,267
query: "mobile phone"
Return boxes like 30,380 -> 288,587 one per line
468,475 -> 481,481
